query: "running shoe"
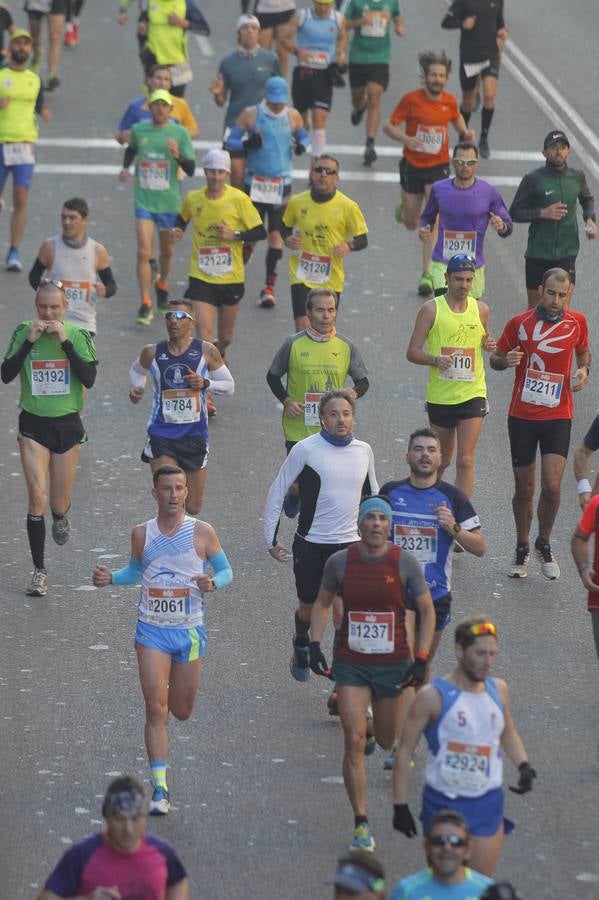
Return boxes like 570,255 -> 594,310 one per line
64,22 -> 76,46
26,568 -> 48,597
258,285 -> 276,308
363,145 -> 377,167
350,823 -> 375,852
149,786 -> 170,816
417,272 -> 434,297
290,639 -> 310,682
364,735 -> 376,756
394,202 -> 404,224
283,490 -> 300,519
6,248 -> 22,272
52,515 -> 71,546
136,302 -> 153,326
206,391 -> 217,417
478,135 -> 490,159
508,544 -> 530,579
155,279 -> 169,312
383,749 -> 394,770
535,537 -> 560,580
351,105 -> 366,126
45,75 -> 60,92
326,689 -> 339,717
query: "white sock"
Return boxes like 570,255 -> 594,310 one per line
311,129 -> 326,157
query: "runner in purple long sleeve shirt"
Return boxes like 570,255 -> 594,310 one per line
419,140 -> 512,299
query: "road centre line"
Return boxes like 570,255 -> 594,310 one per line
34,162 -> 520,186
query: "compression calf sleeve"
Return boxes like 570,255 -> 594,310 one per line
27,514 -> 45,569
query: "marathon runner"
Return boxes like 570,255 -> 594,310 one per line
29,197 -> 116,337
64,0 -> 84,46
310,495 -> 434,852
572,416 -> 599,509
571,497 -> 599,664
0,29 -> 52,273
332,851 -> 387,899
0,281 -> 98,597
284,0 -> 346,157
441,0 -> 509,159
226,76 -> 308,308
393,616 -> 536,877
117,0 -> 150,56
129,300 -> 234,514
509,130 -> 597,309
383,50 -> 474,297
267,286 -> 369,516
92,464 -> 233,816
279,154 -> 368,331
209,15 -> 280,189
419,140 -> 512,300
254,0 -> 297,76
24,0 -> 66,90
170,148 -> 266,414
344,0 -> 405,167
490,267 -> 590,580
37,775 -> 189,900
118,88 -> 195,325
264,389 -> 378,683
139,0 -> 197,98
115,63 -> 200,145
406,254 -> 496,499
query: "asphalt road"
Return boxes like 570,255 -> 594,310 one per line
1,2 -> 599,898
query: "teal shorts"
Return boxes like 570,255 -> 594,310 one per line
135,621 -> 207,662
332,659 -> 411,699
430,261 -> 485,299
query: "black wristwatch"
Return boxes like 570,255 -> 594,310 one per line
452,523 -> 462,535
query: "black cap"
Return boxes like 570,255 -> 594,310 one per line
544,130 -> 569,149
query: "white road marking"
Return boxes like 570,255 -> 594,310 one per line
34,162 -> 520,186
193,34 -> 214,57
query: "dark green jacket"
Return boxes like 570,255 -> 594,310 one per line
509,163 -> 595,259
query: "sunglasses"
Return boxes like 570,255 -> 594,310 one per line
429,834 -> 468,848
312,166 -> 338,175
40,277 -> 65,291
165,310 -> 193,321
469,622 -> 497,637
454,159 -> 478,167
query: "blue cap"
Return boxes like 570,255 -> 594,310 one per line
265,76 -> 289,103
446,253 -> 476,273
358,496 -> 392,527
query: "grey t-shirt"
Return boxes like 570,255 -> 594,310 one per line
322,543 -> 427,601
219,48 -> 281,128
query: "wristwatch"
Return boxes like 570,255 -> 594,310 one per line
452,523 -> 461,535
234,230 -> 241,240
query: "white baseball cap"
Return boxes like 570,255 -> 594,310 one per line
237,14 -> 260,29
202,149 -> 231,172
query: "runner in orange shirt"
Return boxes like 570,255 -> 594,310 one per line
383,50 -> 474,298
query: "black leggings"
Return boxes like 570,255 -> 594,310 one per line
66,0 -> 84,21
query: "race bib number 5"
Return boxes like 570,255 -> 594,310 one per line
348,611 -> 395,654
31,359 -> 70,395
521,368 -> 563,407
441,741 -> 491,792
439,346 -> 475,382
162,389 -> 201,424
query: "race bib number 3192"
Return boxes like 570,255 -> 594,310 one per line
31,359 -> 70,395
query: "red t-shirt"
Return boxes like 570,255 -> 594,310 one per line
576,495 -> 599,611
389,89 -> 459,168
496,308 -> 589,420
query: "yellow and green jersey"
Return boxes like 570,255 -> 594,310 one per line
0,68 -> 43,143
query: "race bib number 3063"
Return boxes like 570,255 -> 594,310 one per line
415,125 -> 445,154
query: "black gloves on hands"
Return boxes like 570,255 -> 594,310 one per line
393,803 -> 417,837
309,641 -> 333,678
509,761 -> 536,795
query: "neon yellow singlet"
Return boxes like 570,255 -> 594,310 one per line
0,68 -> 42,143
147,0 -> 189,65
284,334 -> 353,442
179,185 -> 263,284
426,295 -> 487,404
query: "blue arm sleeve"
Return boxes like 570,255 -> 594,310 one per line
111,557 -> 144,585
208,550 -> 233,589
293,127 -> 309,146
224,125 -> 246,153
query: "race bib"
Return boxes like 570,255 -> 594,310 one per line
348,610 -> 394,654
31,359 -> 70,395
394,524 -> 437,564
441,741 -> 491,792
439,346 -> 475,382
198,246 -> 233,276
139,159 -> 169,191
442,230 -> 477,260
250,175 -> 284,206
297,251 -> 331,284
146,586 -> 190,621
304,391 -> 323,426
162,388 -> 201,424
361,11 -> 388,37
3,142 -> 35,166
62,280 -> 91,308
301,49 -> 328,69
415,125 -> 445,155
521,368 -> 563,408
169,61 -> 193,86
463,59 -> 491,79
